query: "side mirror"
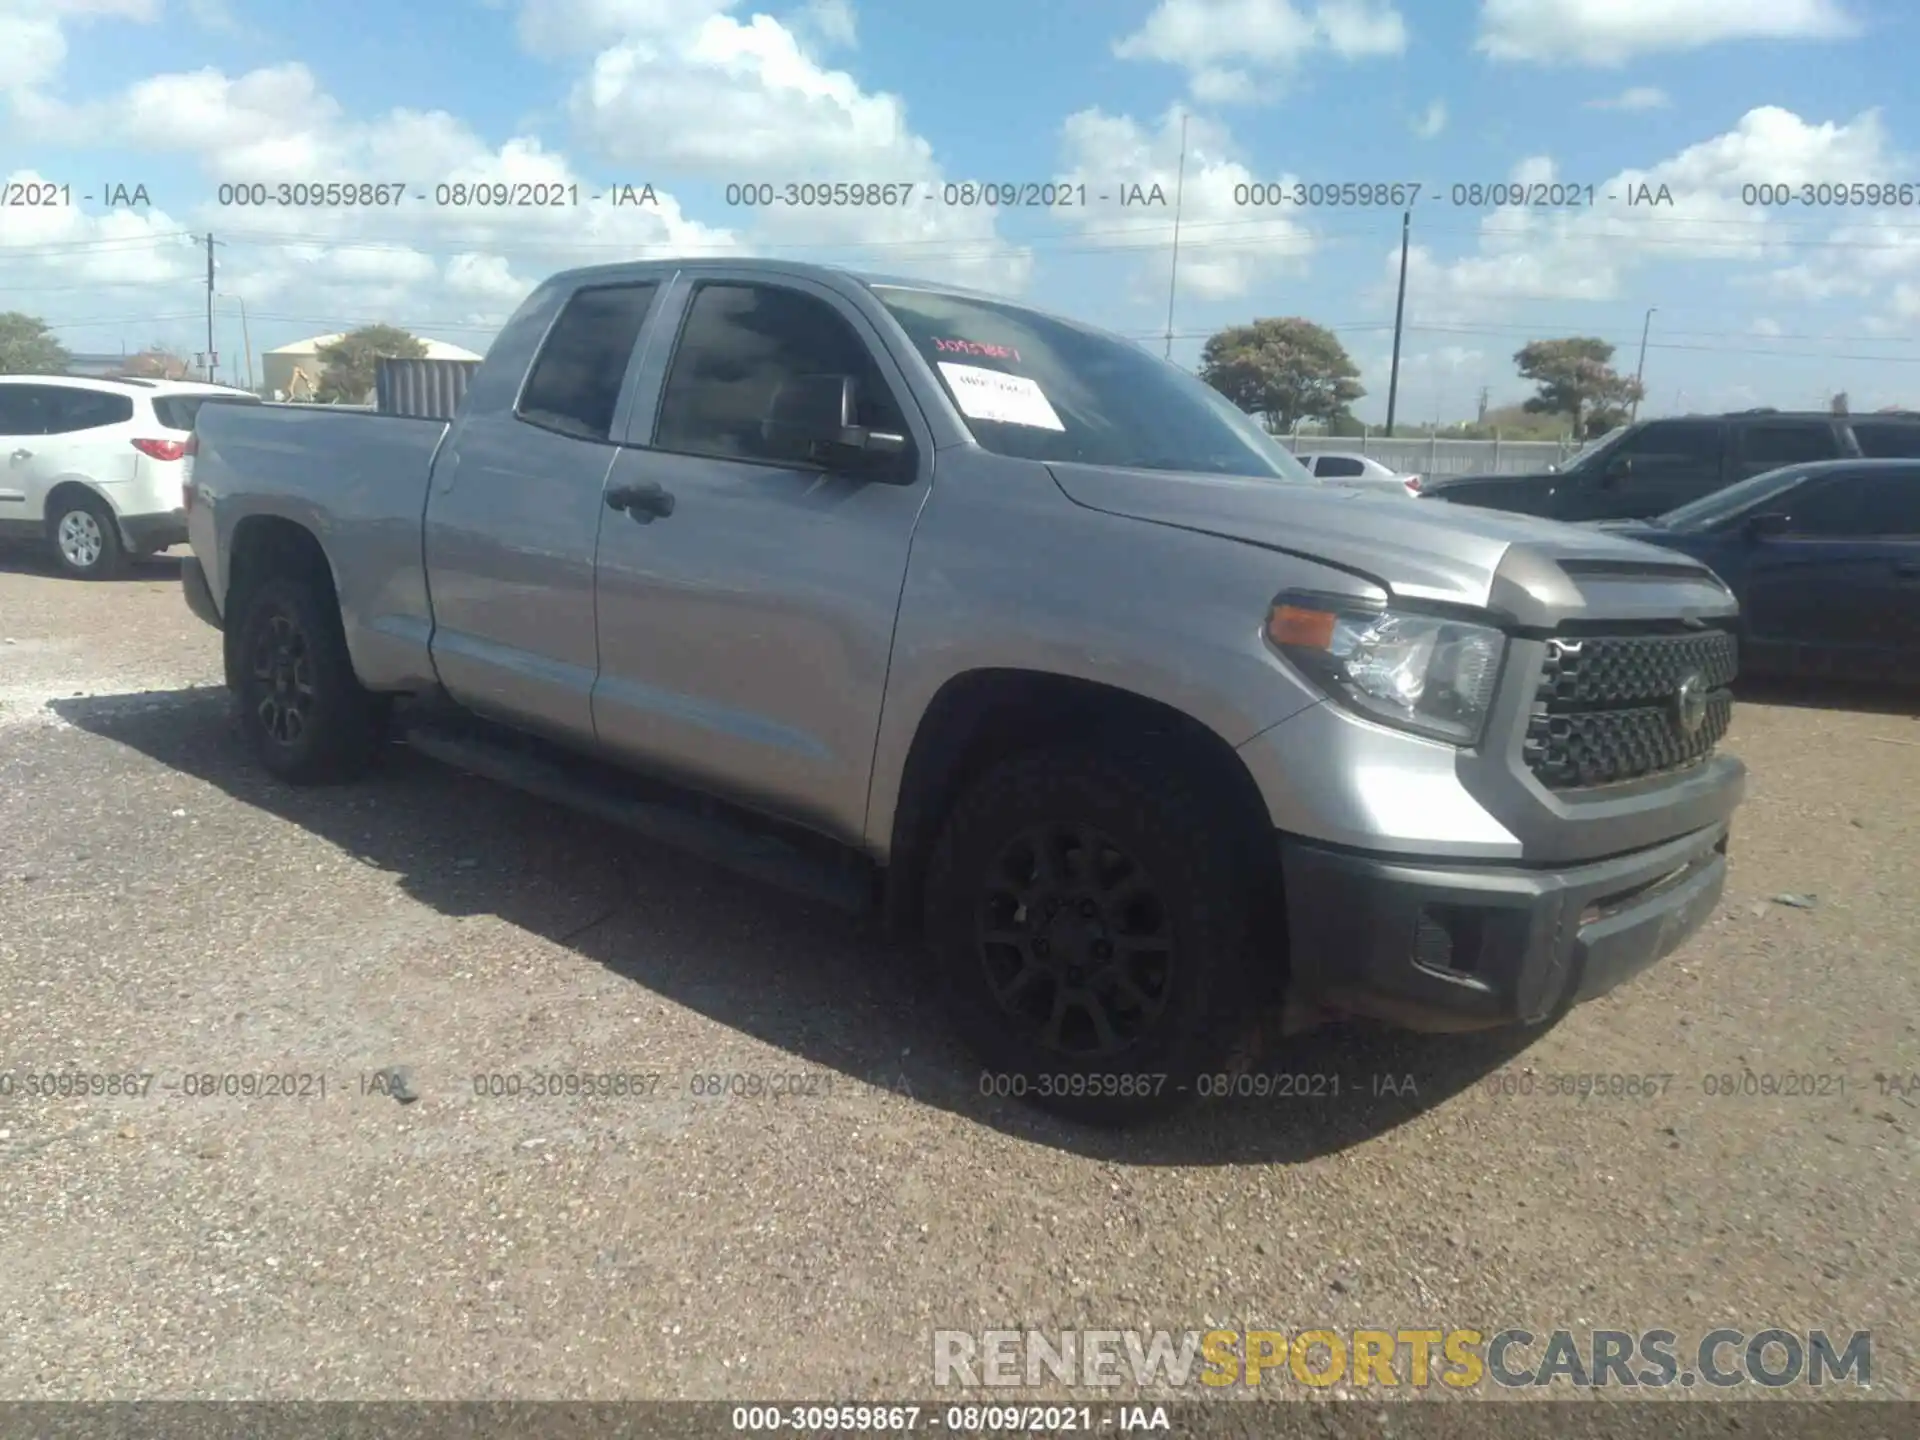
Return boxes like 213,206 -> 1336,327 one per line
1745,511 -> 1790,539
763,374 -> 914,480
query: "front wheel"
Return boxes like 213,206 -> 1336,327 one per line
231,574 -> 388,784
923,744 -> 1263,1126
47,493 -> 128,579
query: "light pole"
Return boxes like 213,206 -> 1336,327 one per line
218,293 -> 254,391
1631,307 -> 1655,421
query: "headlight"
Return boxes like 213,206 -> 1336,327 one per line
1265,597 -> 1507,744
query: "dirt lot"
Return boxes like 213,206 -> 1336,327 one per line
0,550 -> 1914,1410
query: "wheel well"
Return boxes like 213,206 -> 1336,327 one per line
883,669 -> 1281,957
42,481 -> 114,529
222,516 -> 337,690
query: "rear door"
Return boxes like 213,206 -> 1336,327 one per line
589,271 -> 931,842
1565,418 -> 1726,519
1741,466 -> 1920,679
423,280 -> 663,741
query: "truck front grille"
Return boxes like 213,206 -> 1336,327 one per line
1523,630 -> 1738,790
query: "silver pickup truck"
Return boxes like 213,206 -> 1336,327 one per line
181,258 -> 1746,1125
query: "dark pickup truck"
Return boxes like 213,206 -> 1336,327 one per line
1422,410 -> 1920,522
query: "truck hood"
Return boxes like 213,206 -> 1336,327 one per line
1047,462 -> 1738,629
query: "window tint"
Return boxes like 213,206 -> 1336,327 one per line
44,388 -> 133,433
1616,421 -> 1723,463
1741,422 -> 1838,465
1786,470 -> 1920,536
0,384 -> 45,434
1850,421 -> 1920,459
1315,455 -> 1365,477
517,283 -> 658,441
153,394 -> 259,431
654,282 -> 906,464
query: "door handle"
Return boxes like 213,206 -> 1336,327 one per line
606,481 -> 675,522
10,449 -> 30,461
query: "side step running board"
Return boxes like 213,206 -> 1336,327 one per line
401,721 -> 877,916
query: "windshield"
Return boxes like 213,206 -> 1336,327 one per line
1559,425 -> 1628,472
871,286 -> 1317,481
1657,464 -> 1811,530
154,393 -> 261,431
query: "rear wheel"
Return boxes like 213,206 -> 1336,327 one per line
47,493 -> 127,579
924,743 -> 1263,1126
232,574 -> 387,784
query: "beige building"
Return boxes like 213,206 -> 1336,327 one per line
261,334 -> 483,401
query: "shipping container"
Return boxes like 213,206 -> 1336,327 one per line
376,357 -> 480,419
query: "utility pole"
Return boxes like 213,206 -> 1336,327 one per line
1164,112 -> 1189,361
1384,210 -> 1411,436
200,233 -> 224,382
1631,306 -> 1655,421
1476,385 -> 1490,423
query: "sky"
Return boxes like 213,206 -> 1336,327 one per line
2,0 -> 1918,423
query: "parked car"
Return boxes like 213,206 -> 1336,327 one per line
1298,450 -> 1422,496
1595,458 -> 1920,682
180,258 -> 1745,1125
0,375 -> 262,577
1418,409 -> 1920,522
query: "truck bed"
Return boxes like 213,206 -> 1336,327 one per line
191,402 -> 449,689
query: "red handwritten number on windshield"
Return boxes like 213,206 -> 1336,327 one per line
934,337 -> 1021,363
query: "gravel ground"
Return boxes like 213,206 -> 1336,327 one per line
0,549 -> 1914,1411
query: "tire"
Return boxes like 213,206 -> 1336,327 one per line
47,492 -> 128,579
924,743 -> 1263,1126
231,573 -> 387,784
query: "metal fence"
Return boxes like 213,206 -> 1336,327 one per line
1281,434 -> 1579,476
376,357 -> 480,419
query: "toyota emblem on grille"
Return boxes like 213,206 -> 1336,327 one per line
1672,672 -> 1708,736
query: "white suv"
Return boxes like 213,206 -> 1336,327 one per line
0,375 -> 261,578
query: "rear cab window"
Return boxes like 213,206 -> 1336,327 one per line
517,283 -> 661,441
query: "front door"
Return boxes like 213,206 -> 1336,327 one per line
589,273 -> 931,843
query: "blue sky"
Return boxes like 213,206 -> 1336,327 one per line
5,0 -> 1919,422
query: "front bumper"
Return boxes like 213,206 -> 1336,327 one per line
181,555 -> 222,630
1280,821 -> 1730,1031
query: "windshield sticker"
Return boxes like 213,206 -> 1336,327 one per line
933,337 -> 1022,363
938,362 -> 1066,431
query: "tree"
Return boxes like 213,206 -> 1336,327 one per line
119,345 -> 194,380
1513,337 -> 1643,439
1199,317 -> 1364,432
0,312 -> 70,374
315,324 -> 428,403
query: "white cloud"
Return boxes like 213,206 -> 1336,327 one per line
0,0 -> 158,100
568,7 -> 1029,291
794,0 -> 856,49
1055,108 -> 1313,304
1750,317 -> 1783,336
17,61 -> 738,350
1413,100 -> 1447,138
1397,108 -> 1905,321
1586,86 -> 1671,110
1114,0 -> 1406,103
1478,0 -> 1860,66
